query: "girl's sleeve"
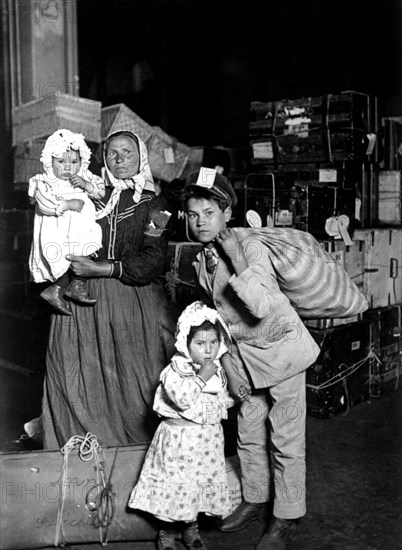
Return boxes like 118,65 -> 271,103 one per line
28,177 -> 64,216
85,171 -> 106,199
161,363 -> 206,410
118,196 -> 170,285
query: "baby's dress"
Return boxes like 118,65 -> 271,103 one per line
29,174 -> 103,282
128,357 -> 234,522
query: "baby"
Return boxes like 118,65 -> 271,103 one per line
28,129 -> 105,315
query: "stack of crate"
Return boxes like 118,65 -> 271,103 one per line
245,90 -> 402,418
246,90 -> 379,234
303,226 -> 401,418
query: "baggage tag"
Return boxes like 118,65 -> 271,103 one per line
196,167 -> 217,188
246,209 -> 262,228
366,134 -> 377,155
275,210 -> 293,226
325,215 -> 353,246
163,147 -> 175,164
319,169 -> 337,183
338,215 -> 353,246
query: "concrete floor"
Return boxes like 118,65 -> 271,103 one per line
1,367 -> 401,550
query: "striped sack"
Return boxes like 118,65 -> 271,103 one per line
238,227 -> 368,319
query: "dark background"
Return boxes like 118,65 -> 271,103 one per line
77,0 -> 402,148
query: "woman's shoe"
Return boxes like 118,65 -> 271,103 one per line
65,279 -> 97,305
40,284 -> 71,316
182,521 -> 208,550
157,528 -> 177,550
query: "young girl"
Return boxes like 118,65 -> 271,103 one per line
28,129 -> 105,315
129,301 -> 234,550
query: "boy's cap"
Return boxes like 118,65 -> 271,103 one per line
185,168 -> 238,207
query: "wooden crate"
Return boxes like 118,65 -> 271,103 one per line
354,228 -> 402,308
147,126 -> 190,182
378,170 -> 402,225
12,92 -> 101,145
13,139 -> 46,184
101,103 -> 153,144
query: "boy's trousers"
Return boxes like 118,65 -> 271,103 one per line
237,371 -> 307,520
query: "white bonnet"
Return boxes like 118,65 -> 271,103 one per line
175,301 -> 230,359
40,129 -> 91,175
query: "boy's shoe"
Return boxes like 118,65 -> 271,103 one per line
182,521 -> 208,550
40,284 -> 71,316
254,517 -> 297,550
157,528 -> 177,550
65,279 -> 97,305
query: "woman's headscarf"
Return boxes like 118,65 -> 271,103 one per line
96,130 -> 155,220
174,301 -> 230,361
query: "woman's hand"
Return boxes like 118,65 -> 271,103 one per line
66,255 -> 111,277
215,228 -> 248,276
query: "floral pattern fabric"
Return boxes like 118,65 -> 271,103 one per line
129,421 -> 230,522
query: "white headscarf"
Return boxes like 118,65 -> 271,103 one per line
174,301 -> 230,361
96,130 -> 155,220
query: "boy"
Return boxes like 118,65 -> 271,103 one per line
181,168 -> 320,550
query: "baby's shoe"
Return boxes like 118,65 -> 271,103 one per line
65,279 -> 97,305
40,284 -> 71,316
182,521 -> 208,550
157,528 -> 177,550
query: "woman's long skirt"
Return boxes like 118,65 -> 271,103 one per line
42,278 -> 168,450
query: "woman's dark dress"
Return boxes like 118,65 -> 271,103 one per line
42,189 -> 170,449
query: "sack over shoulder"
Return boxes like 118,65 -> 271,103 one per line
236,227 -> 368,319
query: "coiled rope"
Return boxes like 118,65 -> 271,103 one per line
54,433 -> 118,547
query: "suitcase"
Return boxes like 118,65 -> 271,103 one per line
363,304 -> 402,396
0,443 -> 241,550
306,320 -> 372,418
237,172 -> 343,240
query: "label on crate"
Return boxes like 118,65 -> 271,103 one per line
319,168 -> 337,183
283,118 -> 311,138
163,147 -> 175,164
351,340 -> 361,351
275,210 -> 293,226
252,142 -> 274,159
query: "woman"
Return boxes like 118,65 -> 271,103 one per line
41,130 -> 173,449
